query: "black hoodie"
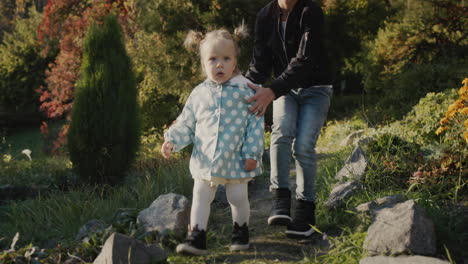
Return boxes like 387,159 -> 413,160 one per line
246,0 -> 333,98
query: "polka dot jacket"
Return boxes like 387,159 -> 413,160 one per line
164,75 -> 264,182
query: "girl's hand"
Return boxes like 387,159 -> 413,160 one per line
161,141 -> 174,158
244,159 -> 257,171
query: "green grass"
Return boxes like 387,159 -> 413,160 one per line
1,120 -> 66,160
1,115 -> 466,263
0,157 -> 193,248
0,156 -> 72,186
1,126 -> 44,159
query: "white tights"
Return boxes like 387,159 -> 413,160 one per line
190,179 -> 250,231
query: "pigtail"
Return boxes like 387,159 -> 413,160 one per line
233,20 -> 249,42
184,30 -> 204,52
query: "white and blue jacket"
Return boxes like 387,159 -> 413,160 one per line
164,75 -> 264,182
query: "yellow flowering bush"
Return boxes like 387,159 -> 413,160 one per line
436,78 -> 468,148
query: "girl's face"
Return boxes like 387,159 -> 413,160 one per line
201,39 -> 237,84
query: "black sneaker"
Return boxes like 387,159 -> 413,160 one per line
268,188 -> 292,226
176,225 -> 208,255
286,199 -> 316,238
230,222 -> 249,251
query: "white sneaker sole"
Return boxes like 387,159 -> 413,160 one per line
268,215 -> 292,225
176,243 -> 208,255
285,227 -> 315,238
229,243 -> 250,251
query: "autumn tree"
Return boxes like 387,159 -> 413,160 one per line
37,0 -> 130,152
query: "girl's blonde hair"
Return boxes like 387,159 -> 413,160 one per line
184,22 -> 248,75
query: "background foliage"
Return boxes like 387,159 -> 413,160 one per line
0,6 -> 50,114
359,0 -> 467,119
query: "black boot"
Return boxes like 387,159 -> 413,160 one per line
268,188 -> 292,226
230,222 -> 249,251
286,199 -> 316,238
176,225 -> 208,255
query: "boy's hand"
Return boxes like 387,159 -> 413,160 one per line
244,159 -> 257,171
246,83 -> 275,117
161,141 -> 173,158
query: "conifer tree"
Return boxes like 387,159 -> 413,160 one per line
68,14 -> 140,185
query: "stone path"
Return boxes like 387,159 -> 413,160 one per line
207,173 -> 330,263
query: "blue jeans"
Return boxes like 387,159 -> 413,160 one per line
269,85 -> 332,201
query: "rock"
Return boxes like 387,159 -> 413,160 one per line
355,201 -> 378,213
340,129 -> 365,146
326,180 -> 363,209
360,255 -> 450,264
355,194 -> 407,215
375,194 -> 406,206
93,233 -> 166,264
364,200 -> 436,256
75,219 -> 107,241
335,146 -> 368,181
137,193 -> 190,234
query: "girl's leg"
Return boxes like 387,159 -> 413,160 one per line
226,182 -> 250,251
226,182 -> 250,225
191,179 -> 217,230
176,179 -> 217,255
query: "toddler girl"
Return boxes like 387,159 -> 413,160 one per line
161,27 -> 264,255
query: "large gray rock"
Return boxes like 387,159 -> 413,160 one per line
335,146 -> 368,181
326,180 -> 363,209
340,129 -> 365,146
355,194 -> 407,216
360,256 -> 450,264
364,200 -> 436,256
93,233 -> 166,264
137,193 -> 190,234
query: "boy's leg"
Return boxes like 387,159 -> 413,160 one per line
286,86 -> 332,238
226,182 -> 250,251
268,94 -> 298,225
176,180 -> 217,255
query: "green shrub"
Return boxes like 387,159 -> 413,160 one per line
380,89 -> 458,144
365,133 -> 423,190
68,14 -> 140,185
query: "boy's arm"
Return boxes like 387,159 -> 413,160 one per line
269,3 -> 327,98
